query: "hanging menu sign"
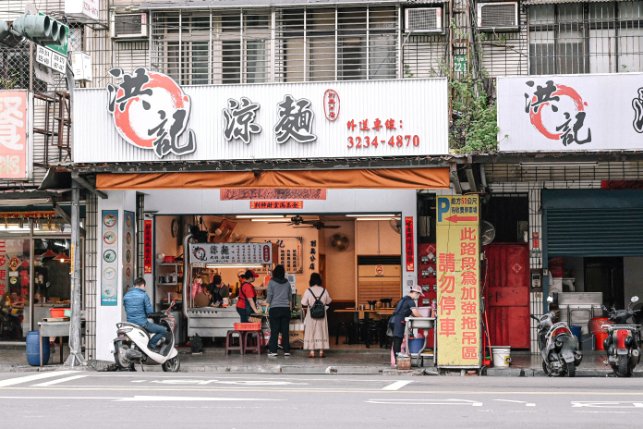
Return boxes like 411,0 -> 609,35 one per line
189,243 -> 272,265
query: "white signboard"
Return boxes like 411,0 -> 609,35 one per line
36,45 -> 66,74
65,0 -> 100,22
73,72 -> 449,163
498,73 -> 643,152
189,243 -> 273,265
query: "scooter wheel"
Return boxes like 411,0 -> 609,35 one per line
565,362 -> 576,377
617,356 -> 632,377
162,356 -> 180,373
542,362 -> 551,376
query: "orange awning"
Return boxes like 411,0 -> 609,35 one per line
96,168 -> 450,190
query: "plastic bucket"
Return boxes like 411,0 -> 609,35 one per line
408,338 -> 425,354
491,346 -> 511,368
26,330 -> 50,366
570,325 -> 582,344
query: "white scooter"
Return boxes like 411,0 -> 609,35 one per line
112,302 -> 180,372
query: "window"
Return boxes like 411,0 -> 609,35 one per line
528,2 -> 643,74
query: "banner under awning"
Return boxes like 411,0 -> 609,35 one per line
96,168 -> 450,190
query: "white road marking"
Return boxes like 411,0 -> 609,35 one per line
0,371 -> 79,387
572,401 -> 643,409
146,379 -> 304,386
33,375 -> 88,387
382,380 -> 413,391
367,398 -> 482,407
116,396 -> 283,402
495,399 -> 536,407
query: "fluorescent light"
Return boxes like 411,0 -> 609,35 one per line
0,225 -> 30,232
355,217 -> 400,221
236,215 -> 285,219
251,218 -> 290,222
346,214 -> 397,217
206,264 -> 264,269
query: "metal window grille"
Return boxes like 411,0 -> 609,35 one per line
528,1 -> 643,74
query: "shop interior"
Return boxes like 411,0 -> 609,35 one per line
0,236 -> 73,341
154,213 -> 403,349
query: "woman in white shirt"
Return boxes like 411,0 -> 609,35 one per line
301,273 -> 332,358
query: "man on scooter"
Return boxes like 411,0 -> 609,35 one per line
124,277 -> 169,351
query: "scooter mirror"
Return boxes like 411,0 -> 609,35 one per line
546,296 -> 554,303
631,296 -> 639,303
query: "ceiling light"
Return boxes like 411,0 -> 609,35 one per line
346,214 -> 397,217
205,263 -> 265,269
251,218 -> 290,222
236,215 -> 285,219
354,217 -> 400,221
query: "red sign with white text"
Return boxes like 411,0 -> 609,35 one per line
405,216 -> 415,272
0,91 -> 28,179
143,220 -> 153,274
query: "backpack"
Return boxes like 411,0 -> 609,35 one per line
309,288 -> 327,319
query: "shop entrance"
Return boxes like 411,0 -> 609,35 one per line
154,212 -> 403,350
584,257 -> 624,309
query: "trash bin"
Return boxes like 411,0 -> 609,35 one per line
26,330 -> 50,366
491,346 -> 511,368
570,325 -> 582,347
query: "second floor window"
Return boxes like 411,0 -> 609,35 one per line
528,1 -> 643,75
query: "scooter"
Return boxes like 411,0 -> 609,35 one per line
112,302 -> 180,372
531,297 -> 583,377
602,296 -> 641,377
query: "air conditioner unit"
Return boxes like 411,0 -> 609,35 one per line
110,12 -> 148,39
405,7 -> 443,34
476,2 -> 519,32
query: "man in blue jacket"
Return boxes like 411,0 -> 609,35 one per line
123,277 -> 168,350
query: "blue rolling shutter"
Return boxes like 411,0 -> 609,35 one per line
543,190 -> 643,257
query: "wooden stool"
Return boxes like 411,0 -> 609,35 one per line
243,330 -> 263,354
225,330 -> 244,355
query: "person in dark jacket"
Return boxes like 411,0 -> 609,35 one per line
266,264 -> 292,357
389,285 -> 423,358
123,277 -> 168,350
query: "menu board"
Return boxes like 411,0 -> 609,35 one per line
189,243 -> 272,265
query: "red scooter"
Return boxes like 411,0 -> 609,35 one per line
602,296 -> 641,377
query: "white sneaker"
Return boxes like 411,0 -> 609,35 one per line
284,352 -> 291,357
267,352 -> 278,357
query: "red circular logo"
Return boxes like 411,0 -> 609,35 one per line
323,89 -> 340,122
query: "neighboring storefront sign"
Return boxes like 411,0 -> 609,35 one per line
189,243 -> 272,265
101,210 -> 118,306
436,195 -> 481,368
0,90 -> 30,180
65,0 -> 100,22
498,73 -> 643,152
75,76 -> 449,162
123,211 -> 135,289
404,216 -> 415,272
143,219 -> 153,274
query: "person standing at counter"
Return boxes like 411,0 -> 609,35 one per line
389,285 -> 423,359
266,265 -> 292,357
236,270 -> 260,322
302,273 -> 332,358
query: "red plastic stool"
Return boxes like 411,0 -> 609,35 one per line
225,330 -> 244,355
243,330 -> 264,354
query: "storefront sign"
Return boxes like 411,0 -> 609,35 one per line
101,210 -> 118,306
221,188 -> 327,200
404,216 -> 415,272
75,78 -> 448,162
0,240 -> 6,296
189,243 -> 272,265
65,0 -> 100,22
0,90 -> 30,179
144,219 -> 153,274
498,73 -> 643,152
436,195 -> 481,368
250,201 -> 303,209
123,211 -> 135,290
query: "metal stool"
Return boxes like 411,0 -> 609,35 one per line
225,330 -> 244,355
243,330 -> 264,354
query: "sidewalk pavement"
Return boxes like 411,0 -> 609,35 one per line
0,343 -> 637,377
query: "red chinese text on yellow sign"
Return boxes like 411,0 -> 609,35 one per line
436,195 -> 480,368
